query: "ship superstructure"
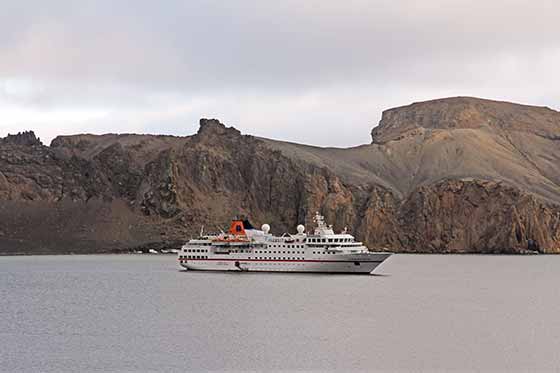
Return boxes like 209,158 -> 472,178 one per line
178,213 -> 391,274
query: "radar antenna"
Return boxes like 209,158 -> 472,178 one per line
313,211 -> 326,229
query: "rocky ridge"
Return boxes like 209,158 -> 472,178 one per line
1,97 -> 560,254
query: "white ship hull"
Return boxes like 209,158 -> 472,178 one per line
179,253 -> 391,274
179,214 -> 393,275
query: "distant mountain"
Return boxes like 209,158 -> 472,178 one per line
1,97 -> 559,254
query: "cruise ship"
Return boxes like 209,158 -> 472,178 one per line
178,213 -> 392,274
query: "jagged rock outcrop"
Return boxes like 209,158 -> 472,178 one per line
1,98 -> 560,254
0,131 -> 42,146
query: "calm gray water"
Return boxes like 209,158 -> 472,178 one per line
1,254 -> 560,372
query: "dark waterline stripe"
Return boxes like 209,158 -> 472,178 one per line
178,258 -> 385,263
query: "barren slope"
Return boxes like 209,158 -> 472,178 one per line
263,97 -> 560,203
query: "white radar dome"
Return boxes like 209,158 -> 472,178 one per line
261,224 -> 271,234
297,224 -> 305,234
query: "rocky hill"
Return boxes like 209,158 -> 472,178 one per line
1,97 -> 560,254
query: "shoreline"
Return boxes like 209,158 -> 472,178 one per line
0,251 -> 544,257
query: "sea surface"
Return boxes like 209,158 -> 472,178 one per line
1,254 -> 560,372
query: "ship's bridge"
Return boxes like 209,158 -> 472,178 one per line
306,234 -> 367,253
306,234 -> 359,245
310,213 -> 357,240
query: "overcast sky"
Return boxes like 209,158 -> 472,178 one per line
1,0 -> 559,146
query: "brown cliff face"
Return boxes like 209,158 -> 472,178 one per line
1,98 -> 560,254
397,179 -> 560,253
371,97 -> 560,144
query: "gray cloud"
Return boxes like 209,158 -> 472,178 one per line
1,0 -> 559,146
